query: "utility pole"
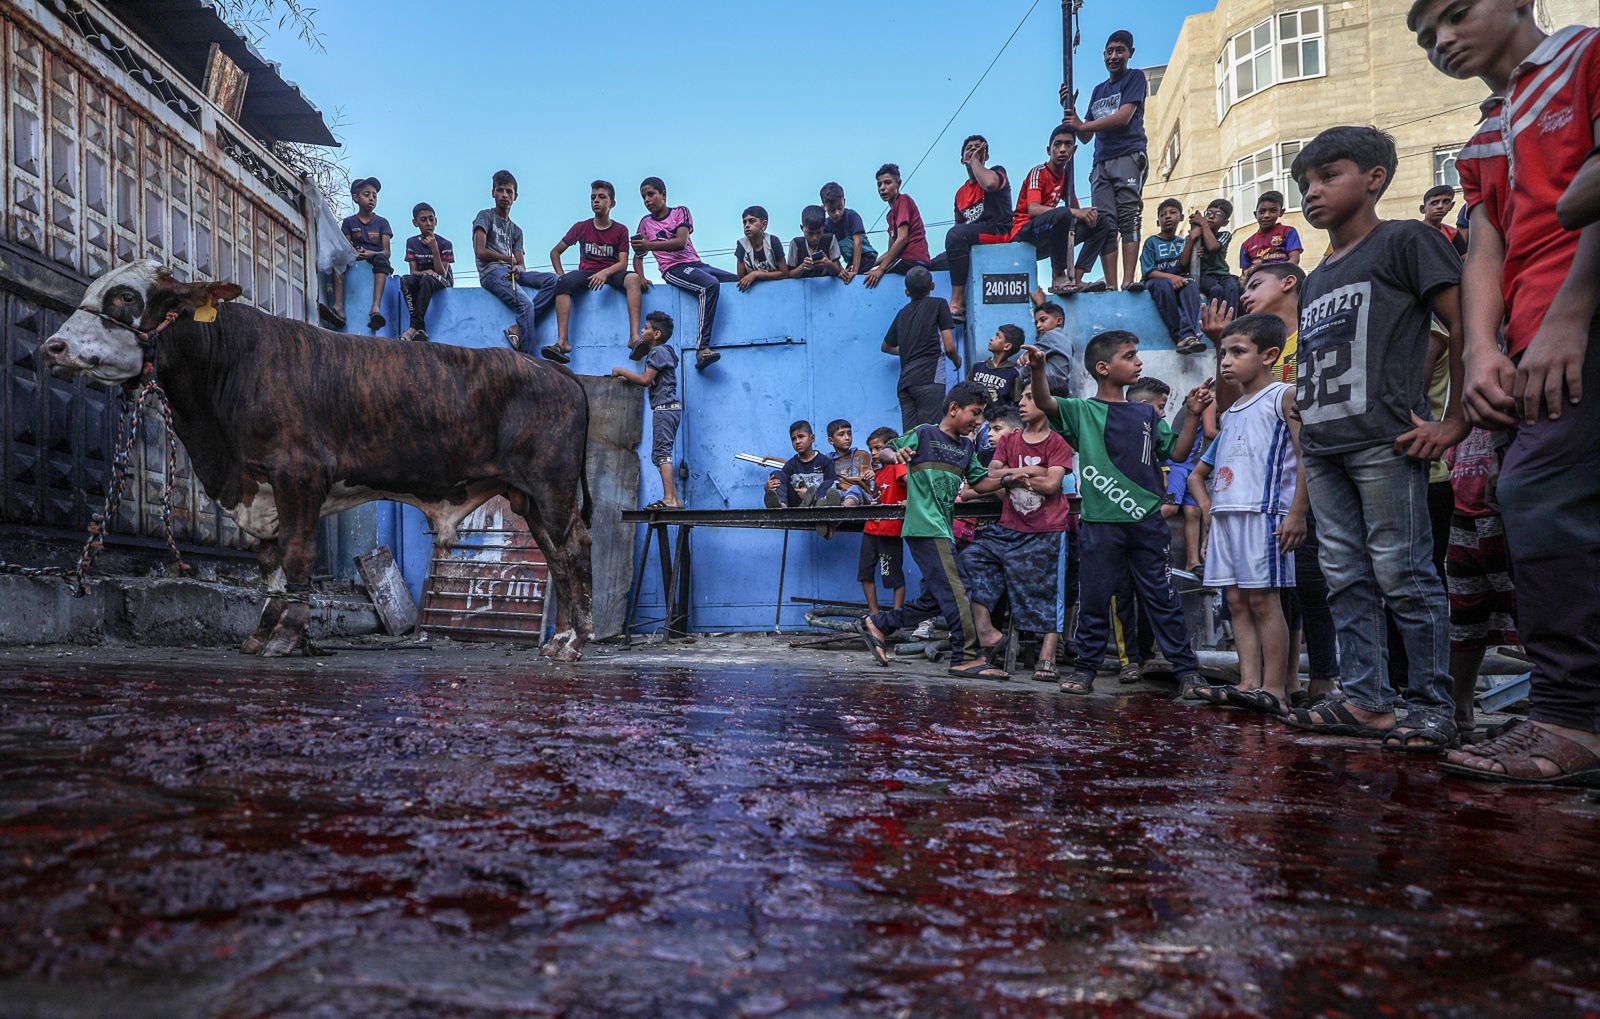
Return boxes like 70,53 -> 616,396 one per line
1060,1 -> 1082,186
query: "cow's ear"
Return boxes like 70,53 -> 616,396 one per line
158,278 -> 243,323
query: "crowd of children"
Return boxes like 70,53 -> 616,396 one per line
318,5 -> 1599,790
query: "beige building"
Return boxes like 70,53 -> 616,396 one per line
1141,0 -> 1599,270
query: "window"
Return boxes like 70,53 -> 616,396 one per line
1223,140 -> 1307,228
1159,127 -> 1182,180
1216,6 -> 1325,119
1434,146 -> 1461,187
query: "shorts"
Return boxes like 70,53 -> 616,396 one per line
1446,511 -> 1518,652
650,404 -> 681,466
838,484 -> 870,504
1202,512 -> 1295,589
1089,152 -> 1149,242
356,252 -> 394,276
1166,461 -> 1198,508
958,526 -> 1070,633
555,268 -> 635,297
858,533 -> 905,589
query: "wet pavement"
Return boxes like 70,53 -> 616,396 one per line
1,638 -> 1597,1018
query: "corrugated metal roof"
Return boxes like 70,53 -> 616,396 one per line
104,0 -> 337,146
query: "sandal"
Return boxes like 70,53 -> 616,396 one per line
1117,661 -> 1142,684
1381,713 -> 1460,753
1439,720 -> 1600,786
1189,683 -> 1234,705
541,345 -> 571,364
1059,674 -> 1094,696
628,340 -> 650,361
317,301 -> 346,329
504,327 -> 522,351
368,311 -> 386,331
1226,687 -> 1286,717
1048,281 -> 1080,297
1174,673 -> 1210,701
1032,659 -> 1059,683
1078,280 -> 1109,293
854,618 -> 890,668
950,660 -> 1009,680
1175,334 -> 1208,355
695,350 -> 721,372
1284,694 -> 1394,739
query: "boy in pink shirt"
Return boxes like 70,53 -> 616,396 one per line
630,176 -> 738,371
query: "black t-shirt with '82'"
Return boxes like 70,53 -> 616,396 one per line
1296,220 -> 1460,456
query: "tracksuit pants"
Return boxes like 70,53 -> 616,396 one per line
1013,207 -> 1112,281
662,261 -> 740,352
1499,325 -> 1600,733
399,273 -> 446,331
869,537 -> 979,665
1073,517 -> 1198,682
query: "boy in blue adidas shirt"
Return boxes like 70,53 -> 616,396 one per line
1023,332 -> 1213,697
1140,198 -> 1206,355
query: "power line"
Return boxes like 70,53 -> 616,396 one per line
866,0 -> 1046,232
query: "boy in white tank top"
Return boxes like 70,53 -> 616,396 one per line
1188,313 -> 1309,715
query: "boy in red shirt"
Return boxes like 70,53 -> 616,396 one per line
862,164 -> 930,288
859,427 -> 909,614
1410,0 -> 1600,786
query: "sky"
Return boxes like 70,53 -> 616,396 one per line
256,0 -> 1212,284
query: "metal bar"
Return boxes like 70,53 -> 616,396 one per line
671,524 -> 693,638
789,596 -> 870,609
774,531 -> 790,633
656,524 -> 676,637
625,520 -> 653,635
1478,672 -> 1533,714
425,625 -> 550,641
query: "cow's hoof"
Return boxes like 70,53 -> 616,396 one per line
240,634 -> 267,655
259,635 -> 296,658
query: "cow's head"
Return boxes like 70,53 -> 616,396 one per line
41,260 -> 242,383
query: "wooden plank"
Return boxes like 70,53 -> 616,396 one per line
354,545 -> 418,636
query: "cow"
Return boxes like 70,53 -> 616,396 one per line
40,260 -> 594,661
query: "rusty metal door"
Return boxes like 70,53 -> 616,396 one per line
419,497 -> 552,642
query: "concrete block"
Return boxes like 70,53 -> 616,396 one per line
115,579 -> 381,646
0,576 -> 113,645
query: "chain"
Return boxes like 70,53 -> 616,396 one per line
0,364 -> 190,596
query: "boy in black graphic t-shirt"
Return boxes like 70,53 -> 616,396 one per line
1284,126 -> 1467,750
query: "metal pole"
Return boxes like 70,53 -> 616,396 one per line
1061,0 -> 1079,187
774,531 -> 790,633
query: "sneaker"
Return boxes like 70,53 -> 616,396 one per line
695,350 -> 721,372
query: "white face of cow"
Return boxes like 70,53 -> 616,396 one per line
41,260 -> 172,384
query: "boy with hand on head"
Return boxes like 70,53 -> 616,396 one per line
610,312 -> 683,510
882,266 -> 959,431
1238,191 -> 1303,273
1062,30 -> 1150,291
961,390 -> 1076,682
764,420 -> 839,509
633,177 -> 739,372
863,164 -> 931,288
936,134 -> 1013,320
398,202 -> 452,342
1187,313 -> 1308,717
1411,0 -> 1600,784
474,169 -> 558,353
826,419 -> 875,507
1281,125 -> 1468,751
735,206 -> 789,291
1185,199 -> 1240,314
1141,198 -> 1207,355
1023,332 -> 1214,697
337,176 -> 393,331
820,182 -> 877,284
856,382 -> 1010,680
859,426 -> 909,615
548,180 -> 644,365
788,206 -> 844,280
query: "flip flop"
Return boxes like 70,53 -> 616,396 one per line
950,661 -> 1009,680
628,341 -> 650,361
1189,682 -> 1234,705
853,618 -> 890,667
1226,687 -> 1286,717
504,327 -> 522,351
541,345 -> 571,364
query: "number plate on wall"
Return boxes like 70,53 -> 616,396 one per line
981,273 -> 1029,304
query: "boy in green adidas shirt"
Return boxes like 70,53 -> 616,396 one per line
857,381 -> 1010,679
1022,332 -> 1213,696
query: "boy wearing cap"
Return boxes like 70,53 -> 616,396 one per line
335,176 -> 393,331
1064,30 -> 1150,292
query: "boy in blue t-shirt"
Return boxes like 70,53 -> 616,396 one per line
398,202 -> 453,342
820,181 -> 878,284
335,176 -> 393,332
611,312 -> 682,509
1140,198 -> 1206,355
1063,29 -> 1149,291
1022,332 -> 1214,697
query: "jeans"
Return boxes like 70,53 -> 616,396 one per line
1148,276 -> 1203,343
662,262 -> 740,352
1013,207 -> 1111,281
1304,444 -> 1453,719
938,222 -> 1011,287
1197,273 -> 1241,314
399,273 -> 446,330
1498,327 -> 1600,733
480,264 -> 556,345
898,383 -> 948,433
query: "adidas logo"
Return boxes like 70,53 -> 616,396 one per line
1081,464 -> 1143,516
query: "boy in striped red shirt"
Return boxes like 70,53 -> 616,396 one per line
1410,0 -> 1600,787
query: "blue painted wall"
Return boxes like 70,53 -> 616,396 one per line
338,244 -> 1214,631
